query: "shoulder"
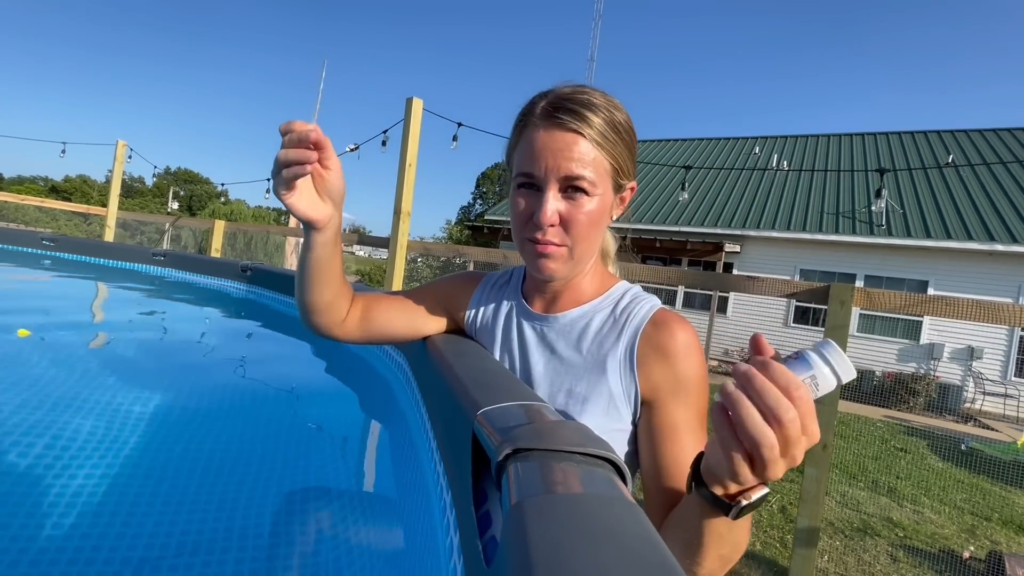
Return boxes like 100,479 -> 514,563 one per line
636,309 -> 709,403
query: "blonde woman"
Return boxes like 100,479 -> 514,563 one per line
272,85 -> 820,576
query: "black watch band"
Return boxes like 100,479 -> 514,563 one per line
687,451 -> 771,521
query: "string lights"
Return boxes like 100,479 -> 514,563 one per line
6,107 -> 1023,225
0,134 -> 113,159
3,117 -> 401,207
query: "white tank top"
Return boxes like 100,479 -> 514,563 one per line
464,265 -> 664,476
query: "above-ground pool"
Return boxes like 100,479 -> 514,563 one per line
1,245 -> 459,575
0,229 -> 686,576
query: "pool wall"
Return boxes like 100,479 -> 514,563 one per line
0,228 -> 685,576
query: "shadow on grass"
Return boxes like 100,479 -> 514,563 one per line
732,551 -> 788,575
898,544 -> 992,576
900,426 -> 1024,490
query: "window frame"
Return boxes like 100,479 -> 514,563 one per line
635,255 -> 736,317
787,267 -> 857,332
1008,284 -> 1024,382
787,267 -> 932,345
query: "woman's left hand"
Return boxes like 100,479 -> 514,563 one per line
700,333 -> 822,498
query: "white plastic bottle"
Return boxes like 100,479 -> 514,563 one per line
715,339 -> 857,401
779,338 -> 858,399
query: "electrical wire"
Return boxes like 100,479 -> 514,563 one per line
8,109 -> 1023,197
338,118 -> 403,156
424,109 -> 509,141
417,108 -> 1024,175
0,133 -> 114,147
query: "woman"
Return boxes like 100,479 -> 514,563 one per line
271,85 -> 821,576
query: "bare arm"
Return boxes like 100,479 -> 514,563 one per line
272,120 -> 485,345
636,310 -> 751,575
296,221 -> 485,344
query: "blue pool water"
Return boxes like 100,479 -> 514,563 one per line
0,246 -> 462,575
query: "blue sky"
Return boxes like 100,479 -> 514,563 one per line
2,0 -> 1022,238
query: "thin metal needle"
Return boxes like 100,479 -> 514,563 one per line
312,60 -> 327,125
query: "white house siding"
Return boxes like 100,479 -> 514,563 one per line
641,238 -> 1024,416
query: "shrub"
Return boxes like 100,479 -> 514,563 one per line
841,369 -> 938,413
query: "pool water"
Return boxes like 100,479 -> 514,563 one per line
0,247 -> 462,575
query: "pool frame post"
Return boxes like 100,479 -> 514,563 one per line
384,96 -> 424,292
103,140 -> 129,242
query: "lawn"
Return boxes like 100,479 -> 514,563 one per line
634,411 -> 1024,575
343,254 -> 380,275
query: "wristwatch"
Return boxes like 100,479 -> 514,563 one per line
687,451 -> 771,520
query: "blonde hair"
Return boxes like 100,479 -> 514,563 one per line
505,84 -> 637,275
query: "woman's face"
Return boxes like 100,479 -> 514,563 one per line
508,126 -> 634,281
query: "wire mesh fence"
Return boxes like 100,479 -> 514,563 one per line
0,198 -> 105,240
220,223 -> 289,268
115,212 -> 212,253
392,241 -> 1024,576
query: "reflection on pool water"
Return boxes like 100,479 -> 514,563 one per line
0,247 -> 461,575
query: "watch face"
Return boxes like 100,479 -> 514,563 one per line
727,485 -> 771,520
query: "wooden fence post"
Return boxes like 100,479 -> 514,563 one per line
384,96 -> 424,291
208,219 -> 226,257
788,282 -> 856,575
103,140 -> 128,242
704,250 -> 726,362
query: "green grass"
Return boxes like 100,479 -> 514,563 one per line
343,254 -> 379,275
633,411 -> 1024,575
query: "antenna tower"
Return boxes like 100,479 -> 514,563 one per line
585,0 -> 604,85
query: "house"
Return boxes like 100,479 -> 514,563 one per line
478,127 -> 1024,420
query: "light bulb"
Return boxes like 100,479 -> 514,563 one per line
679,181 -> 689,201
381,132 -> 389,153
59,143 -> 66,158
126,149 -> 133,163
451,123 -> 462,150
872,187 -> 887,213
264,179 -> 272,200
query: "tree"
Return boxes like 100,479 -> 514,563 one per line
440,161 -> 509,247
352,262 -> 386,289
343,222 -> 372,235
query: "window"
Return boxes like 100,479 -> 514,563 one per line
680,258 -> 733,313
681,289 -> 730,314
641,255 -> 669,266
791,269 -> 856,328
1012,332 -> 1023,380
640,284 -> 678,307
638,256 -> 734,314
855,275 -> 928,342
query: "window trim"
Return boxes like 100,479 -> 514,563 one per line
636,283 -> 734,317
678,286 -> 733,316
853,310 -> 929,345
1008,284 -> 1024,382
787,266 -> 932,344
636,282 -> 681,308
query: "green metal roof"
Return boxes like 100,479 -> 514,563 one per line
485,127 -> 1024,245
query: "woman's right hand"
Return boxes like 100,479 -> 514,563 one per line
271,121 -> 346,231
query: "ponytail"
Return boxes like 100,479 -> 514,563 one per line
600,227 -> 620,276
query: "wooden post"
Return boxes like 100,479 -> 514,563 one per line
103,140 -> 129,242
704,250 -> 726,362
283,215 -> 302,270
384,96 -> 424,291
208,219 -> 226,257
788,282 -> 855,576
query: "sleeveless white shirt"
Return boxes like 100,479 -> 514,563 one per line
464,265 -> 664,476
